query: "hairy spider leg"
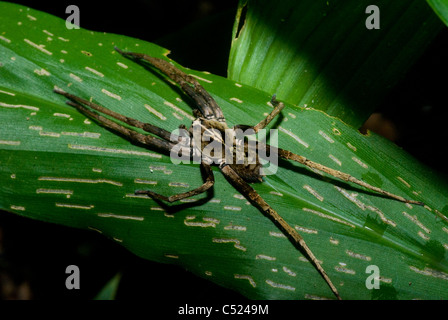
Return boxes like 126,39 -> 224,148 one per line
115,47 -> 226,123
58,99 -> 175,152
219,163 -> 341,300
53,89 -> 176,142
273,147 -> 423,205
233,95 -> 285,133
253,95 -> 285,133
136,162 -> 215,202
243,95 -> 423,205
54,89 -> 216,202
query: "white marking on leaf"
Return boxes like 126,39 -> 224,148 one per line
36,189 -> 73,195
39,131 -> 60,137
0,101 -> 39,111
34,68 -> 51,76
55,203 -> 93,210
144,104 -> 167,120
189,74 -> 212,83
61,132 -> 101,138
134,179 -> 157,185
116,62 -> 128,69
43,30 -> 54,36
10,205 -> 25,211
269,231 -> 286,238
346,142 -> 357,151
303,185 -> 324,201
85,66 -> 104,78
39,176 -> 123,187
69,73 -> 83,82
224,225 -> 247,231
397,176 -> 411,188
97,213 -> 144,221
164,101 -> 195,120
184,216 -> 218,228
101,88 -> 121,100
279,126 -> 309,148
68,144 -> 161,158
295,225 -> 318,234
169,182 -> 189,188
0,140 -> 20,146
0,35 -> 11,43
402,212 -> 431,234
282,266 -> 297,277
224,206 -> 242,211
319,130 -> 334,143
409,266 -> 448,281
352,157 -> 368,168
0,90 -> 15,96
54,113 -> 71,118
24,39 -> 52,55
230,97 -> 243,103
265,279 -> 295,291
212,238 -> 246,251
328,154 -> 342,166
302,207 -> 356,228
335,266 -> 356,275
345,250 -> 371,261
234,275 -> 256,287
256,254 -> 276,261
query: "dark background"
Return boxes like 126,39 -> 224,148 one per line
1,0 -> 447,300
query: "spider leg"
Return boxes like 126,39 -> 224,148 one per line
136,162 -> 215,202
253,95 -> 285,132
273,146 -> 423,205
54,89 -> 175,142
58,96 -> 176,153
115,47 -> 226,123
219,163 -> 341,300
234,95 -> 284,133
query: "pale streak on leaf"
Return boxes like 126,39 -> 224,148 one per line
97,213 -> 144,221
212,238 -> 247,251
55,203 -> 94,210
279,126 -> 309,148
68,144 -> 162,158
234,274 -> 257,287
265,279 -> 295,291
38,176 -> 123,187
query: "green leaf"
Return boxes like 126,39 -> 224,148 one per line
228,0 -> 443,128
427,0 -> 448,26
94,273 -> 122,300
1,2 -> 448,299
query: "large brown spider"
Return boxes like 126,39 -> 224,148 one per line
54,47 -> 423,300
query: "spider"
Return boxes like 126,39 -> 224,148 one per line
53,47 -> 423,300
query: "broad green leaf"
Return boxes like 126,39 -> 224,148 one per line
427,0 -> 448,26
228,0 -> 443,128
1,2 -> 448,300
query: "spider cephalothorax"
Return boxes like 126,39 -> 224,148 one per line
54,47 -> 424,300
184,116 -> 265,183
